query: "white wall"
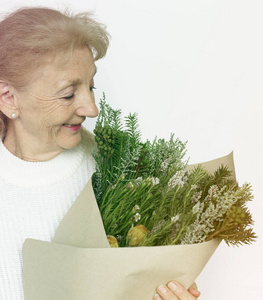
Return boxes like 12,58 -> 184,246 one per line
2,0 -> 262,299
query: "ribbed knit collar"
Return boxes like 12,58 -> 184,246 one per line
0,138 -> 85,188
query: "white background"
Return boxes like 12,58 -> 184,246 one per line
2,0 -> 263,299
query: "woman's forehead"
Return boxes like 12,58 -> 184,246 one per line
38,49 -> 97,88
55,65 -> 97,90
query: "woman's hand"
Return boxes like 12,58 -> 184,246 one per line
153,281 -> 201,300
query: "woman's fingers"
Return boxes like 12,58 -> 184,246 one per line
154,284 -> 179,300
188,282 -> 201,298
190,282 -> 198,290
154,281 -> 197,300
168,281 -> 198,300
153,293 -> 165,300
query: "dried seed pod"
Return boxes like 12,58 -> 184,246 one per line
127,224 -> 149,247
107,235 -> 119,248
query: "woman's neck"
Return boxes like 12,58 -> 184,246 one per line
3,123 -> 62,162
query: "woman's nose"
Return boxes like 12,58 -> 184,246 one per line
76,95 -> 99,118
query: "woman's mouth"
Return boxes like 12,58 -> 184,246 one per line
62,123 -> 82,131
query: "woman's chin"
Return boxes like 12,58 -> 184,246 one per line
58,133 -> 82,150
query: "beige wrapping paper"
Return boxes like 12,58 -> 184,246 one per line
22,152 -> 235,300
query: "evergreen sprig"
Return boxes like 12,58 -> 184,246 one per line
92,95 -> 256,248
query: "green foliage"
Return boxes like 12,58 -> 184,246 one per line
92,94 -> 187,206
92,94 -> 256,248
205,183 -> 257,246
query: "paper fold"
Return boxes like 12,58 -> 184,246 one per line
22,152 -> 235,300
23,238 -> 220,299
52,180 -> 109,249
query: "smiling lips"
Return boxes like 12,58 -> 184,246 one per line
62,123 -> 82,131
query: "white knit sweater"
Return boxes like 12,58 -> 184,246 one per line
0,129 -> 96,300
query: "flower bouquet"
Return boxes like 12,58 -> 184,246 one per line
22,96 -> 256,299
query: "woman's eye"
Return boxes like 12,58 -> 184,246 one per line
63,94 -> 75,100
90,86 -> 96,92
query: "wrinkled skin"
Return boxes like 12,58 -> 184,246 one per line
0,47 -> 98,162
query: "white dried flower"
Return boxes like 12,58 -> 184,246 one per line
116,235 -> 123,242
190,184 -> 198,191
151,177 -> 160,186
180,184 -> 244,245
207,185 -> 219,199
132,205 -> 140,213
160,158 -> 171,171
150,220 -> 165,234
192,202 -> 203,215
133,212 -> 141,222
167,170 -> 188,190
135,177 -> 143,186
191,191 -> 203,203
171,215 -> 180,223
180,221 -> 207,244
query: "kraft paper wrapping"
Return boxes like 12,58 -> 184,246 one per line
22,152 -> 235,300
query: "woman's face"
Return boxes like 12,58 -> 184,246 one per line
10,47 -> 98,159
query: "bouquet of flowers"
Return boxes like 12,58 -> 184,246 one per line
22,95 -> 256,300
92,95 -> 256,249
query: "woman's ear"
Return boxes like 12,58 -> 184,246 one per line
0,81 -> 19,119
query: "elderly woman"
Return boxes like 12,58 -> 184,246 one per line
0,7 -> 201,300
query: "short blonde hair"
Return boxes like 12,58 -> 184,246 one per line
0,7 -> 110,136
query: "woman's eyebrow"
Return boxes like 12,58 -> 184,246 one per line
56,66 -> 97,94
56,79 -> 81,94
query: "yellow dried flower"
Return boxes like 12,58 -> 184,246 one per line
127,225 -> 149,247
107,235 -> 119,248
226,206 -> 246,227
